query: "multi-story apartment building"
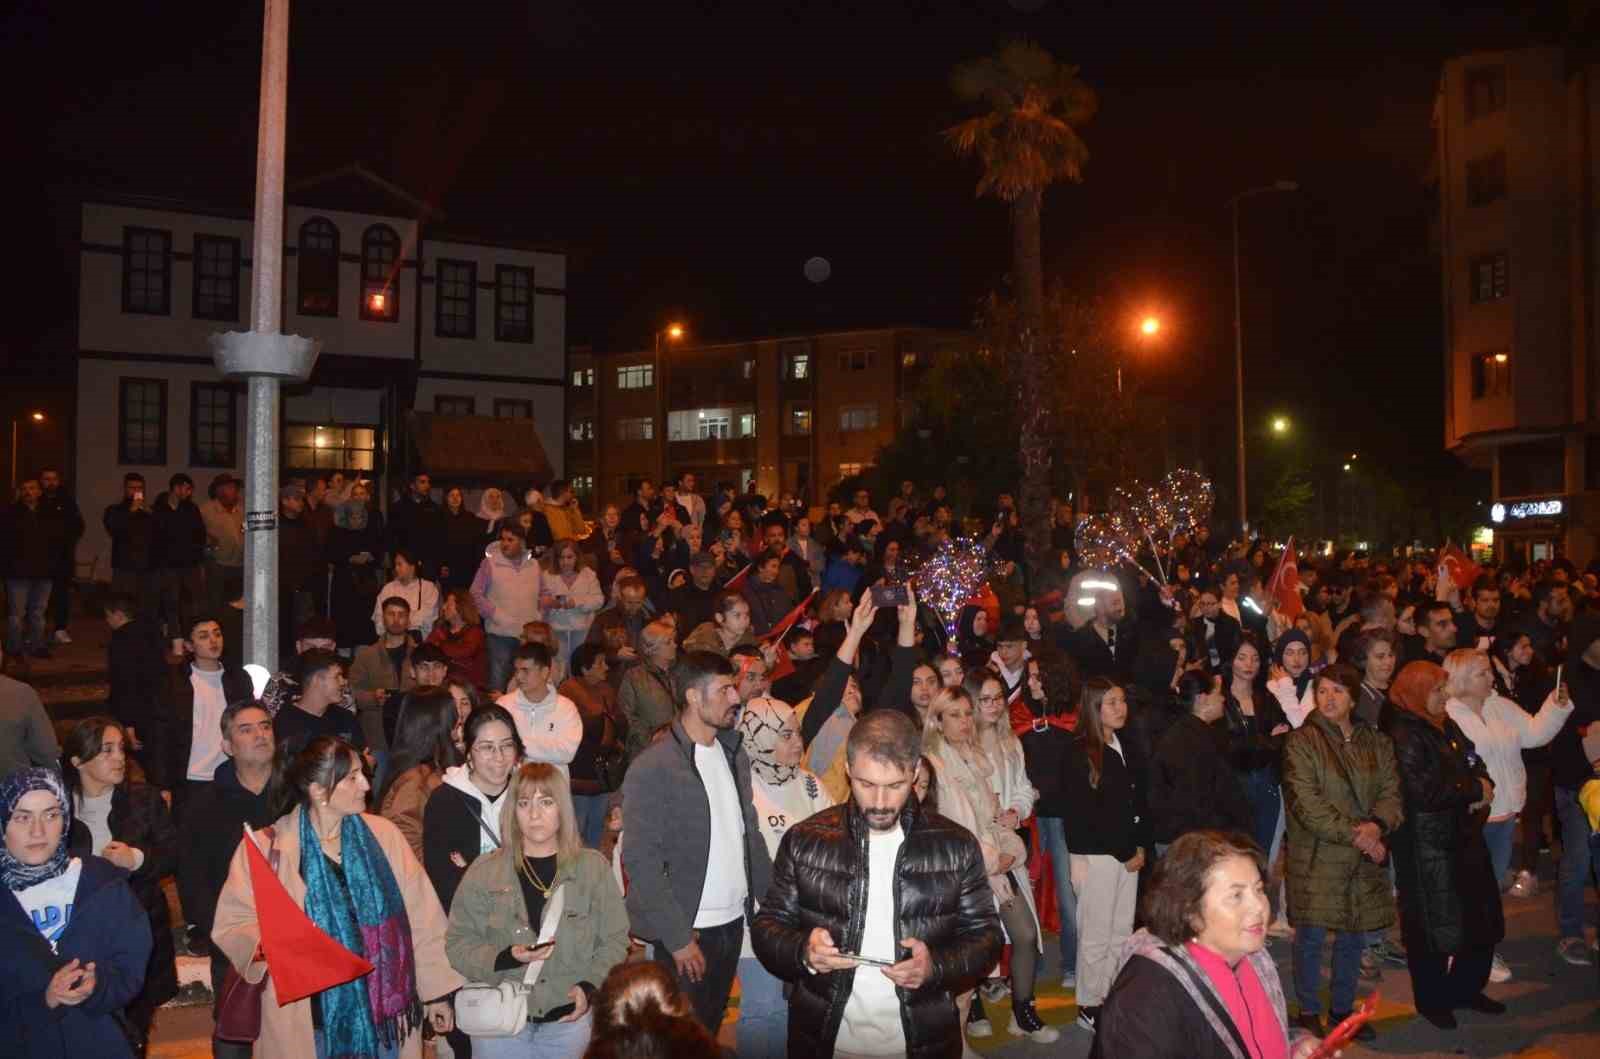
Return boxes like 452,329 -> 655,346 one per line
564,327 -> 970,510
74,165 -> 564,575
1436,47 -> 1600,565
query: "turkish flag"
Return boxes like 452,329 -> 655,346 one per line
1441,542 -> 1482,591
242,825 -> 373,1005
1266,538 -> 1304,621
758,589 -> 819,645
722,562 -> 754,593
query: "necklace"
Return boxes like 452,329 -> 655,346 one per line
524,856 -> 555,896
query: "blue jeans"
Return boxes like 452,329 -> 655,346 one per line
574,793 -> 609,848
1242,767 -> 1282,856
472,1011 -> 593,1058
486,633 -> 520,694
736,954 -> 788,1059
1035,816 -> 1079,974
1483,817 -> 1517,890
5,578 -> 51,655
1555,785 -> 1596,939
1292,926 -> 1364,1018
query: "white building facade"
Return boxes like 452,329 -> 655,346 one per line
75,168 -> 564,576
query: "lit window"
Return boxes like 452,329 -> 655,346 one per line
699,413 -> 732,439
738,413 -> 756,437
839,462 -> 865,480
285,424 -> 376,471
571,474 -> 594,498
1470,252 -> 1508,303
570,367 -> 594,388
298,218 -> 339,316
839,404 -> 880,432
901,351 -> 920,369
569,417 -> 594,441
786,403 -> 812,436
617,417 -> 654,441
360,225 -> 401,321
617,365 -> 654,390
1471,352 -> 1512,399
123,228 -> 171,315
436,259 -> 476,338
496,265 -> 533,342
193,235 -> 241,321
787,352 -> 810,380
742,358 -> 756,380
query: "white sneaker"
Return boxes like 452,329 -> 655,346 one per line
1489,954 -> 1513,983
52,629 -> 72,645
1008,1015 -> 1061,1043
1508,870 -> 1538,898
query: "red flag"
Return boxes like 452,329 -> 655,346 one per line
766,641 -> 796,683
722,562 -> 754,593
1266,538 -> 1304,621
758,589 -> 819,645
242,826 -> 373,1005
1440,542 -> 1482,591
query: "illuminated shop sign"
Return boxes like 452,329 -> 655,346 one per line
1488,497 -> 1565,524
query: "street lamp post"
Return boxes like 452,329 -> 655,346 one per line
207,0 -> 319,673
10,411 -> 45,492
1229,180 -> 1298,538
654,323 -> 684,486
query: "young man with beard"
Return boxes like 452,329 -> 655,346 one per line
621,650 -> 773,1033
753,708 -> 1003,1057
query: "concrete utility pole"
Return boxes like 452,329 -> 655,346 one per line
209,0 -> 319,672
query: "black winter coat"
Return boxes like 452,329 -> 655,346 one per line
105,617 -> 167,743
1149,713 -> 1253,844
441,509 -> 487,589
421,781 -> 498,912
387,494 -> 446,572
39,488 -> 84,578
102,501 -> 156,572
1222,686 -> 1290,777
1380,705 -> 1505,955
174,759 -> 278,945
1062,736 -> 1151,861
2,502 -> 64,578
752,798 -> 1003,1059
150,495 -> 206,569
152,661 -> 254,791
67,782 -> 179,1008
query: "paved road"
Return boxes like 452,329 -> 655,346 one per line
148,871 -> 1599,1057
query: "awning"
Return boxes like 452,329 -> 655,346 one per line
407,412 -> 553,482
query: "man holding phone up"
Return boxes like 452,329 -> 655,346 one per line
102,472 -> 159,621
753,709 -> 1002,1058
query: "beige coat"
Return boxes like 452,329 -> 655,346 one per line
211,807 -> 465,1059
381,765 -> 444,864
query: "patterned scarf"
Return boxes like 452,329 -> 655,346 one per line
334,498 -> 370,532
298,810 -> 420,1057
739,696 -> 800,786
0,768 -> 71,891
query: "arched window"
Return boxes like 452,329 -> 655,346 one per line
297,217 -> 339,316
360,224 -> 401,322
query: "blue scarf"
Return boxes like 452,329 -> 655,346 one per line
298,810 -> 420,1058
0,769 -> 71,891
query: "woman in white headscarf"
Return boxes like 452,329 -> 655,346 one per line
736,697 -> 833,1059
475,487 -> 512,543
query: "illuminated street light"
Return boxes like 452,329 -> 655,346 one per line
1140,316 -> 1160,337
30,412 -> 44,423
367,291 -> 386,314
655,322 -> 689,483
1343,463 -> 1352,472
1271,416 -> 1289,434
667,323 -> 684,340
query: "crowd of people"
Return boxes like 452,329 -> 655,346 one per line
5,468 -> 1600,1059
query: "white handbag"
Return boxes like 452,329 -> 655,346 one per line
455,884 -> 565,1038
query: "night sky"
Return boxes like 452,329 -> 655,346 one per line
4,0 -> 1557,479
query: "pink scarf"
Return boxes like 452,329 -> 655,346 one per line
1185,942 -> 1288,1059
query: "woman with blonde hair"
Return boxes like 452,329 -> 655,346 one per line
539,539 -> 605,669
1440,648 -> 1570,927
445,762 -> 629,1056
925,686 -> 1057,1044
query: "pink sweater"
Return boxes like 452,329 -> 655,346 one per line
1185,941 -> 1288,1059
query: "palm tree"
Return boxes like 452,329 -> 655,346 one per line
946,41 -> 1096,557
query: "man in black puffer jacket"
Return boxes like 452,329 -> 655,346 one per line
753,709 -> 1002,1058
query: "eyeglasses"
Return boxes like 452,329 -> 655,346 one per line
472,740 -> 520,757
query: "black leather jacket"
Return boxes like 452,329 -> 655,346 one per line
752,797 -> 1002,1059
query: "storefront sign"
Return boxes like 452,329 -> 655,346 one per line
1488,497 -> 1565,524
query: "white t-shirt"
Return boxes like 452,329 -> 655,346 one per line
693,741 -> 748,929
742,771 -> 833,957
188,667 -> 230,781
835,825 -> 907,1056
15,858 -> 83,952
75,790 -> 114,854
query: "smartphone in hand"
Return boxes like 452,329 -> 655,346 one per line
838,951 -> 895,967
870,585 -> 909,608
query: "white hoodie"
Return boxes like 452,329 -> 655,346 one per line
441,763 -> 510,855
497,684 -> 582,775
